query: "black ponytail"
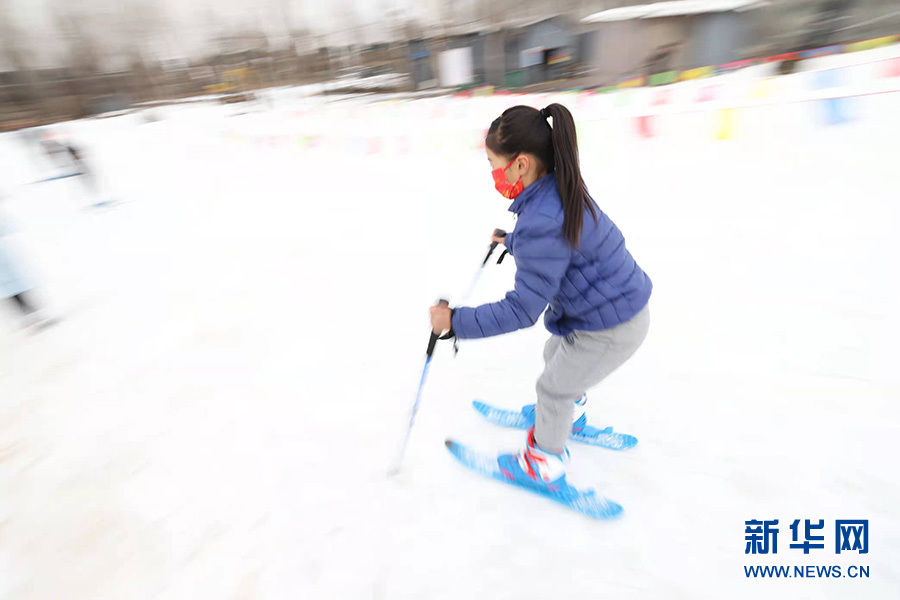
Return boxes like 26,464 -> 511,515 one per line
485,103 -> 596,248
543,103 -> 596,249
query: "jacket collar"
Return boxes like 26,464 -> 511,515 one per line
508,172 -> 555,214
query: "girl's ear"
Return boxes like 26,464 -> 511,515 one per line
516,155 -> 529,174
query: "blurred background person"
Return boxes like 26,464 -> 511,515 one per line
35,132 -> 108,206
0,209 -> 56,331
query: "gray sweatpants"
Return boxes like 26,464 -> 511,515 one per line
534,304 -> 650,453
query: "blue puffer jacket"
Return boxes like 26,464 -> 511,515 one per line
452,172 -> 651,339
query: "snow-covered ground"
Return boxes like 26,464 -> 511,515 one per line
2,51 -> 899,599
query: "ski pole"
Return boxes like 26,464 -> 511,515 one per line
451,227 -> 507,356
388,229 -> 507,475
389,298 -> 451,475
28,172 -> 84,185
460,228 -> 506,303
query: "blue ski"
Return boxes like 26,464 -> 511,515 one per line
445,439 -> 623,519
472,400 -> 638,450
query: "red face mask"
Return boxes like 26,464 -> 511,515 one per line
492,157 -> 524,199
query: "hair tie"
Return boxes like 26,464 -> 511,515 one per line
540,107 -> 549,119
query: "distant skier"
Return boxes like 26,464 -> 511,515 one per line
39,134 -> 80,173
431,104 -> 652,494
38,133 -> 104,203
65,141 -> 101,199
0,215 -> 55,331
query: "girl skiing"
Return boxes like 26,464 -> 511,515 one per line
430,104 -> 652,491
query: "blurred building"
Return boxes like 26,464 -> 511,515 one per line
402,0 -> 899,91
581,1 -> 764,84
1,0 -> 899,127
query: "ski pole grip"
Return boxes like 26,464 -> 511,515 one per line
426,299 -> 450,356
483,229 -> 506,266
